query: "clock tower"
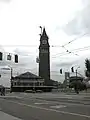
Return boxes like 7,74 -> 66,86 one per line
39,27 -> 50,86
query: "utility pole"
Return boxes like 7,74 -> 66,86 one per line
76,69 -> 77,81
75,66 -> 80,94
11,67 -> 12,80
10,67 -> 13,93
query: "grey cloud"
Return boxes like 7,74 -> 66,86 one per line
54,60 -> 78,67
13,48 -> 36,67
51,74 -> 64,83
0,0 -> 11,2
62,1 -> 90,35
0,46 -> 37,72
56,62 -> 73,67
0,45 -> 8,66
0,48 -> 37,75
13,48 -> 33,56
63,18 -> 82,35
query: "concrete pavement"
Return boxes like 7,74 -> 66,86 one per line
0,110 -> 22,120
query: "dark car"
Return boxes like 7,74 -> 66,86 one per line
25,90 -> 36,93
36,90 -> 43,93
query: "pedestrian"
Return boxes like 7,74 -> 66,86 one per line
1,87 -> 5,96
1,87 -> 3,96
3,87 -> 5,96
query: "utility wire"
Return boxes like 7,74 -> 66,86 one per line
52,32 -> 89,57
52,46 -> 90,58
61,46 -> 79,56
62,32 -> 89,47
52,46 -> 90,57
51,32 -> 89,48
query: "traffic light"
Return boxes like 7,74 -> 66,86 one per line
60,69 -> 62,74
15,54 -> 18,63
71,67 -> 74,72
0,52 -> 3,60
7,53 -> 11,60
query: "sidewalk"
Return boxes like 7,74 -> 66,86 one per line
0,111 -> 22,120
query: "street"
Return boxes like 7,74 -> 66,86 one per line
0,92 -> 90,120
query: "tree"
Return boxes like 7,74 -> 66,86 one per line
85,59 -> 90,77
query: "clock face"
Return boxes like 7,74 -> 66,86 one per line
42,40 -> 47,44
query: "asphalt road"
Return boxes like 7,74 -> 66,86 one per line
0,92 -> 90,120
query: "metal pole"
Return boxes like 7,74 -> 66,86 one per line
75,67 -> 80,94
11,67 -> 12,80
76,69 -> 77,80
10,67 -> 13,92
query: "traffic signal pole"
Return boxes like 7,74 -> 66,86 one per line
75,66 -> 80,94
9,66 -> 13,92
76,69 -> 77,81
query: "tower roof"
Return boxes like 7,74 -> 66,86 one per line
13,72 -> 43,79
41,27 -> 48,39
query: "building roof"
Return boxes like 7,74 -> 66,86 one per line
13,72 -> 43,79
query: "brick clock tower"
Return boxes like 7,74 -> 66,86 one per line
39,27 -> 50,86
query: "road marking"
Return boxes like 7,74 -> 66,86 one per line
34,102 -> 49,105
35,98 -> 90,106
0,96 -> 22,99
2,99 -> 90,119
50,105 -> 66,109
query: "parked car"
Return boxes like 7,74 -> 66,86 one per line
25,90 -> 36,93
36,90 -> 43,93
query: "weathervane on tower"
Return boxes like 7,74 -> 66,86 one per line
39,26 -> 43,36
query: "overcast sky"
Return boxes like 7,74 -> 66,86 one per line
0,0 -> 90,82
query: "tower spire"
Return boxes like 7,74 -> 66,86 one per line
41,27 -> 48,38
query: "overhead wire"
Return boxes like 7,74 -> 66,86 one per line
51,32 -> 89,48
52,46 -> 90,58
51,32 -> 90,58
